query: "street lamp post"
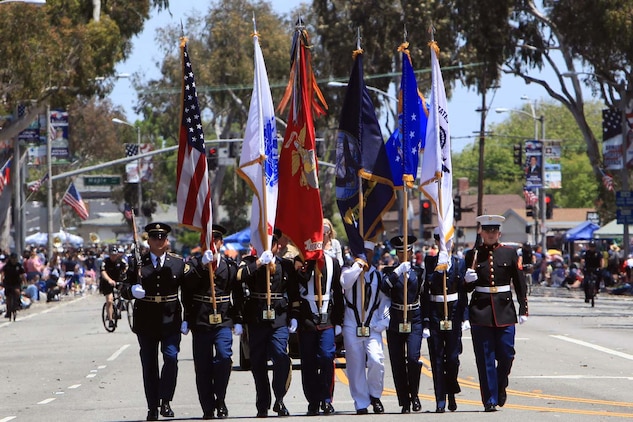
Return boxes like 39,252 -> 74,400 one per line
495,103 -> 546,251
112,118 -> 142,230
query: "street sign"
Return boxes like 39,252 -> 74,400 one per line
83,176 -> 121,186
615,190 -> 633,207
616,208 -> 633,225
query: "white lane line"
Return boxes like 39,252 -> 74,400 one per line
86,374 -> 97,378
68,384 -> 81,389
38,398 -> 56,404
0,416 -> 17,422
0,296 -> 88,328
107,344 -> 131,361
516,375 -> 633,380
551,334 -> 633,361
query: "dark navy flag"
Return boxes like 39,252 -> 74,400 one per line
335,51 -> 395,259
385,48 -> 427,188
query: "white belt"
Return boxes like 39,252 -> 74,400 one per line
430,293 -> 458,302
475,285 -> 511,293
301,294 -> 331,301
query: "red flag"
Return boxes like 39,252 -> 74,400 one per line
176,37 -> 214,251
276,24 -> 327,262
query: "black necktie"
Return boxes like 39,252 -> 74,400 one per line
364,274 -> 372,311
155,258 -> 162,270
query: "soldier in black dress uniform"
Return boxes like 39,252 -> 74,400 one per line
122,222 -> 186,421
182,224 -> 243,419
289,253 -> 343,416
381,235 -> 426,413
464,215 -> 528,412
237,232 -> 295,418
422,228 -> 468,413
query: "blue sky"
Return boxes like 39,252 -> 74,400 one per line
111,1 -> 594,153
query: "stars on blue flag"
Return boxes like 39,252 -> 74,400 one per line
182,47 -> 205,154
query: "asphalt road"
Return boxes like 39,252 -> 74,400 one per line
1,286 -> 632,422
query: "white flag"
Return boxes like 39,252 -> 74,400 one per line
236,31 -> 278,255
419,42 -> 454,259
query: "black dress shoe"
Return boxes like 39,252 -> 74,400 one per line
256,410 -> 268,418
307,403 -> 319,416
203,411 -> 215,420
160,401 -> 174,417
356,408 -> 369,415
498,389 -> 507,407
370,397 -> 384,414
411,396 -> 421,412
401,405 -> 411,414
484,403 -> 497,412
448,394 -> 457,412
322,402 -> 335,415
216,401 -> 229,418
273,400 -> 289,416
436,407 -> 445,413
146,409 -> 159,421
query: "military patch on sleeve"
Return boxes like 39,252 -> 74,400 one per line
184,263 -> 191,273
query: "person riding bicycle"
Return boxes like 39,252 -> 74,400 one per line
100,245 -> 128,328
582,241 -> 603,303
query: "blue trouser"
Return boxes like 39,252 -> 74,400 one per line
192,326 -> 233,414
470,324 -> 515,406
427,322 -> 463,407
137,331 -> 181,409
248,324 -> 291,412
386,324 -> 423,407
298,327 -> 336,406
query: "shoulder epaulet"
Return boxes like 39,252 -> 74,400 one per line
167,251 -> 183,258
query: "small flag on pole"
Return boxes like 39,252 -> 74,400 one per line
0,157 -> 11,196
27,172 -> 49,192
63,182 -> 89,220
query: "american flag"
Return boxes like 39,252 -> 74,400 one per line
523,187 -> 539,205
0,157 -> 12,196
600,168 -> 614,192
28,172 -> 49,192
62,182 -> 89,220
176,38 -> 213,251
125,144 -> 139,156
603,108 -> 621,141
123,203 -> 134,221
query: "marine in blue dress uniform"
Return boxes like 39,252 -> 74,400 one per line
237,233 -> 294,418
464,215 -> 528,412
182,224 -> 243,420
381,235 -> 426,413
122,222 -> 186,421
422,229 -> 469,413
289,253 -> 343,416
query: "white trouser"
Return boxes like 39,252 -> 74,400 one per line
342,324 -> 385,410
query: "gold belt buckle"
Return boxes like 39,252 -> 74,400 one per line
356,326 -> 370,337
489,286 -> 498,293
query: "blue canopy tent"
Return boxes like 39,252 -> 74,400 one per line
564,221 -> 600,241
222,228 -> 250,252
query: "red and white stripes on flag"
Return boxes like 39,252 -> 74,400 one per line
176,37 -> 213,251
0,157 -> 11,196
27,172 -> 49,192
62,182 -> 89,220
600,169 -> 615,192
523,188 -> 539,205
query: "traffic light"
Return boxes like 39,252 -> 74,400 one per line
513,143 -> 523,166
545,194 -> 553,219
526,204 -> 534,218
208,147 -> 218,171
420,199 -> 433,225
453,195 -> 462,221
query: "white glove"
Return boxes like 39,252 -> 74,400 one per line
201,249 -> 215,265
341,261 -> 364,287
334,325 -> 342,336
461,320 -> 471,331
464,268 -> 478,283
233,323 -> 243,336
519,315 -> 528,324
180,321 -> 189,335
131,284 -> 146,299
422,328 -> 431,339
259,250 -> 274,265
394,261 -> 411,277
288,318 -> 298,333
436,251 -> 451,272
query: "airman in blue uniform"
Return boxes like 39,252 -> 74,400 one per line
381,235 -> 426,413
